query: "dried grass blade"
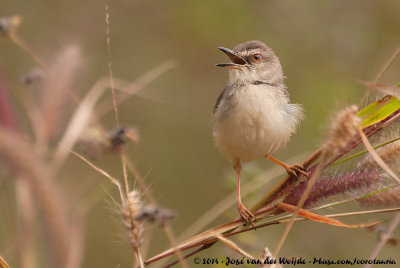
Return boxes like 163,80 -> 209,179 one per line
162,225 -> 189,268
52,81 -> 107,171
16,178 -> 35,268
277,203 -> 379,228
0,128 -> 70,266
66,215 -> 85,268
40,45 -> 82,141
214,233 -> 255,260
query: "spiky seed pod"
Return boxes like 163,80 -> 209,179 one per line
121,190 -> 144,249
283,169 -> 381,208
322,105 -> 361,159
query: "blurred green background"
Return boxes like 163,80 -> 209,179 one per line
1,0 -> 399,267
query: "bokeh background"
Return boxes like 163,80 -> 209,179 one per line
1,0 -> 399,267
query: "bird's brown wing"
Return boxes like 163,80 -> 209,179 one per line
213,90 -> 225,114
213,84 -> 233,114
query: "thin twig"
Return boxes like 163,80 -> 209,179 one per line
163,225 -> 189,268
365,213 -> 400,268
125,158 -> 157,204
70,150 -> 125,203
359,46 -> 400,106
105,5 -> 119,127
134,248 -> 145,268
104,11 -> 146,266
373,47 -> 400,83
9,33 -> 46,68
121,154 -> 130,199
214,233 -> 255,260
94,60 -> 177,119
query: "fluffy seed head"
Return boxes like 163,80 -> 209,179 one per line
360,140 -> 400,169
322,105 -> 361,159
357,186 -> 400,208
121,190 -> 144,249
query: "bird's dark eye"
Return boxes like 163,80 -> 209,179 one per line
252,53 -> 261,61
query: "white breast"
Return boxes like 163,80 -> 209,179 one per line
212,84 -> 302,163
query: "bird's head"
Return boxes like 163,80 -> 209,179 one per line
216,40 -> 284,85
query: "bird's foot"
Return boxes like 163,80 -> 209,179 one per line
237,201 -> 255,226
285,164 -> 309,178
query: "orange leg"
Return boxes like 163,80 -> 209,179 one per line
267,156 -> 308,178
233,160 -> 254,224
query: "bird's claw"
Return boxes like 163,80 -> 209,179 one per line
237,201 -> 255,227
286,164 -> 309,178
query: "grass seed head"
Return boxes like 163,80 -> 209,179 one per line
122,190 -> 144,249
322,105 -> 361,159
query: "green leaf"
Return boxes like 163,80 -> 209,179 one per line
357,95 -> 400,128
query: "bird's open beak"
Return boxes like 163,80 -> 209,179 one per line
216,47 -> 246,68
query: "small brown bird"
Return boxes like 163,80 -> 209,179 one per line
212,40 -> 306,223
